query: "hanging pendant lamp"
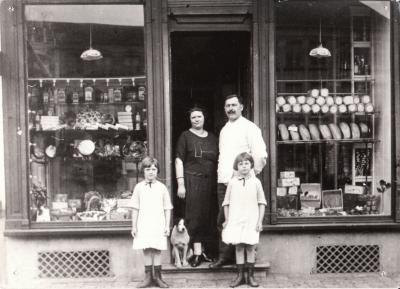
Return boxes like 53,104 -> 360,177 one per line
80,24 -> 103,61
309,19 -> 331,58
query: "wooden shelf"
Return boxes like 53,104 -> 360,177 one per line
276,138 -> 377,145
276,112 -> 377,117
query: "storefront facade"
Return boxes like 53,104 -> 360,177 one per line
2,0 -> 400,286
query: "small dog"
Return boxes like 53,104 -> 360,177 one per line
170,218 -> 192,268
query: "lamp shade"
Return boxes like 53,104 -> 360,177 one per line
309,44 -> 331,58
80,48 -> 103,61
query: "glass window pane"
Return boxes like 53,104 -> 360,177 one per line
26,5 -> 147,223
275,1 -> 392,218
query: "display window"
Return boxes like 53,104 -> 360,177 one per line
25,4 -> 146,222
274,1 -> 392,218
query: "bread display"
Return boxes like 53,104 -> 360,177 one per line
299,124 -> 311,141
350,122 -> 361,139
288,124 -> 300,140
329,123 -> 342,140
278,124 -> 290,141
275,91 -> 374,114
319,124 -> 332,139
308,124 -> 321,140
339,122 -> 351,139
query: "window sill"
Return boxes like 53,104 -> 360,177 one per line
3,217 -> 400,237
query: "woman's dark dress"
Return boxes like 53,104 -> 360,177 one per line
176,130 -> 218,243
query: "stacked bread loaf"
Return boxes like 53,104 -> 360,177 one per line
276,89 -> 374,114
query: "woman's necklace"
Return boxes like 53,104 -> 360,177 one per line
190,128 -> 207,137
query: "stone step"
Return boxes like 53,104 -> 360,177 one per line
162,262 -> 270,281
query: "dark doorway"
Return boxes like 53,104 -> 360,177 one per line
171,31 -> 251,257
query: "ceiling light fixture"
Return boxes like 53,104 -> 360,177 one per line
309,19 -> 331,58
80,24 -> 103,61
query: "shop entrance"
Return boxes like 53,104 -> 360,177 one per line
170,31 -> 251,258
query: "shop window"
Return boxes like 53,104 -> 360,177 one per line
25,4 -> 146,223
275,1 -> 392,218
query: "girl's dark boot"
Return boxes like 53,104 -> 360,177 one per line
154,265 -> 169,288
137,265 -> 153,288
246,263 -> 259,287
229,264 -> 245,288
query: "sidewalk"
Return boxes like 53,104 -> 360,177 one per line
1,272 -> 400,289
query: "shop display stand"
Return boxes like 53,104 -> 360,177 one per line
275,8 -> 377,216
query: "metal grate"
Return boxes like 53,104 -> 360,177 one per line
38,250 -> 111,278
315,245 -> 380,273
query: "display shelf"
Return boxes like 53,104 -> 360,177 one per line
276,138 -> 377,145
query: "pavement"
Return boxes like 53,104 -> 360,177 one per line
1,272 -> 400,289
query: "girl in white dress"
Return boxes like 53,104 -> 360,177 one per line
222,152 -> 266,288
131,157 -> 173,288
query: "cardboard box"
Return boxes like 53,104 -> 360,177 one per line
288,186 -> 298,195
277,187 -> 287,196
278,177 -> 300,187
344,185 -> 365,195
280,171 -> 296,179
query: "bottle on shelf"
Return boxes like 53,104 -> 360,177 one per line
84,86 -> 93,103
35,113 -> 41,131
354,55 -> 360,75
142,108 -> 147,129
138,86 -> 145,101
135,112 -> 141,131
114,87 -> 122,102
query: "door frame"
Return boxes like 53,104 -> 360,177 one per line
165,1 -> 273,224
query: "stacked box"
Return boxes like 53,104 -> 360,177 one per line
117,112 -> 133,130
40,116 -> 60,130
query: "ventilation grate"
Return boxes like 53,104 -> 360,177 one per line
38,250 -> 111,278
316,245 -> 380,273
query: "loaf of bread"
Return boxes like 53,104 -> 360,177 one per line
338,104 -> 347,113
278,124 -> 289,141
282,103 -> 292,112
297,95 -> 306,104
312,104 -> 321,114
276,96 -> 286,106
329,123 -> 342,140
320,88 -> 329,97
335,96 -> 343,105
365,103 -> 374,113
357,103 -> 365,112
343,96 -> 354,105
353,95 -> 360,104
309,124 -> 321,140
362,95 -> 371,104
359,122 -> 369,137
276,103 -> 280,112
319,124 -> 332,139
339,122 -> 351,139
299,124 -> 311,141
292,103 -> 302,113
302,104 -> 311,113
321,104 -> 330,114
350,123 -> 361,139
306,96 -> 316,106
310,89 -> 319,98
287,95 -> 297,105
329,105 -> 338,114
348,104 -> 357,113
288,125 -> 300,141
326,96 -> 335,106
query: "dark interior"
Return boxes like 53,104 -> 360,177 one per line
170,31 -> 251,255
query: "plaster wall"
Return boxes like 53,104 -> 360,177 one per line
5,232 -> 400,286
256,232 -> 400,274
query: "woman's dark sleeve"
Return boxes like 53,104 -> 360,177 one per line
175,131 -> 187,161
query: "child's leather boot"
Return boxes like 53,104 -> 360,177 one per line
154,265 -> 169,288
137,265 -> 153,288
230,264 -> 245,287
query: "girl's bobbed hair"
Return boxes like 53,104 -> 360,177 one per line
233,152 -> 254,170
141,156 -> 160,173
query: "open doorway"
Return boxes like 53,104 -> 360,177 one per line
171,31 -> 251,257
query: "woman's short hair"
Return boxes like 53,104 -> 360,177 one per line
141,156 -> 160,172
187,106 -> 207,120
233,152 -> 254,170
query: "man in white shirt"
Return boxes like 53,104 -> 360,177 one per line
210,94 -> 268,268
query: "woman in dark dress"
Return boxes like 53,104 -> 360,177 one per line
175,107 -> 218,267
